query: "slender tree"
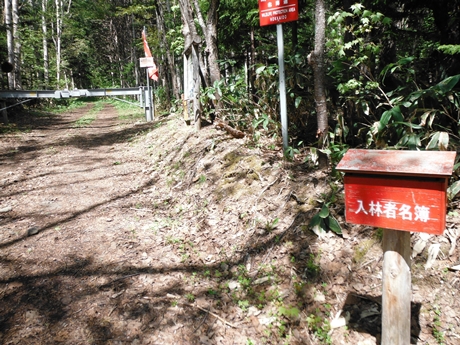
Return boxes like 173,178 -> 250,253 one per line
308,0 -> 328,167
42,0 -> 50,88
155,2 -> 179,102
5,0 -> 14,89
12,0 -> 21,89
179,0 -> 202,129
54,0 -> 63,86
192,0 -> 221,86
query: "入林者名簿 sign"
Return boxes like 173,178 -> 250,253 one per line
354,199 -> 430,222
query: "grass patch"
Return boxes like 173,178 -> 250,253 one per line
73,114 -> 96,128
0,123 -> 23,134
52,99 -> 88,113
72,99 -> 107,127
107,98 -> 144,121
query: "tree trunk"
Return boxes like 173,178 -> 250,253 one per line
55,0 -> 62,87
42,0 -> 49,88
5,0 -> 14,89
249,27 -> 256,101
192,0 -> 221,119
206,0 -> 221,86
192,0 -> 221,86
12,0 -> 21,89
179,0 -> 202,130
131,15 -> 139,87
156,3 -> 179,103
191,0 -> 208,86
192,45 -> 201,130
308,0 -> 329,168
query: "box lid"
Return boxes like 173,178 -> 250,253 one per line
336,149 -> 457,177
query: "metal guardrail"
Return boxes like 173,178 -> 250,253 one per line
0,86 -> 154,121
0,87 -> 142,99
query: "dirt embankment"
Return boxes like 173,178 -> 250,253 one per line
0,103 -> 459,345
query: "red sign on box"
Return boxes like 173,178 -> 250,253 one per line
336,149 -> 456,235
259,0 -> 299,26
344,175 -> 447,235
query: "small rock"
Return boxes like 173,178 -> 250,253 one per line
253,276 -> 272,285
61,296 -> 72,305
0,206 -> 12,213
247,306 -> 261,316
314,291 -> 326,303
258,315 -> 277,325
27,226 -> 40,236
228,281 -> 241,290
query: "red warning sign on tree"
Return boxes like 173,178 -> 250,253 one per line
258,0 -> 299,27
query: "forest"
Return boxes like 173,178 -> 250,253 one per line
2,0 -> 460,155
1,1 -> 460,344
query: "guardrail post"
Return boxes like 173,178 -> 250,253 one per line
144,86 -> 153,122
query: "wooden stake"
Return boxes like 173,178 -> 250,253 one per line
382,228 -> 411,345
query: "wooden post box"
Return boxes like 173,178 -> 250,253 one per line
337,149 -> 456,345
336,149 -> 456,235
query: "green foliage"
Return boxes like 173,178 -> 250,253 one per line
305,253 -> 321,278
448,181 -> 460,201
327,4 -> 392,124
185,293 -> 195,302
264,218 -> 279,232
327,4 -> 460,153
306,309 -> 332,344
432,306 -> 445,345
278,305 -> 300,319
253,113 -> 277,143
284,146 -> 299,161
309,184 -> 342,236
438,45 -> 460,56
73,114 -> 96,128
367,74 -> 460,150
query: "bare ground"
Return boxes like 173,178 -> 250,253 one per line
0,103 -> 459,345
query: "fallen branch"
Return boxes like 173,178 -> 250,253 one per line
190,303 -> 237,328
215,120 -> 245,139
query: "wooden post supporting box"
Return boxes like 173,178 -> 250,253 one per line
337,149 -> 456,345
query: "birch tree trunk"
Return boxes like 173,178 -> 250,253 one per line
5,0 -> 14,89
55,0 -> 62,87
12,0 -> 21,89
308,0 -> 329,168
42,0 -> 49,88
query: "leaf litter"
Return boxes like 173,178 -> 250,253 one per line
0,103 -> 459,344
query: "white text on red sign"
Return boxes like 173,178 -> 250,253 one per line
355,199 -> 431,222
258,0 -> 299,26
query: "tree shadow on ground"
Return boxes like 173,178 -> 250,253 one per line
342,293 -> 422,344
0,107 -> 346,344
0,210 -> 321,344
0,110 -> 172,164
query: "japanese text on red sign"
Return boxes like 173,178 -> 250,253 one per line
355,200 -> 431,222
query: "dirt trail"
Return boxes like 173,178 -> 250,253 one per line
0,104 -> 459,345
